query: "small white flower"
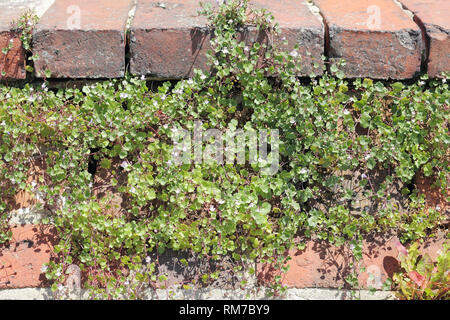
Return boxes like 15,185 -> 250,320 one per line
210,205 -> 215,212
130,186 -> 136,194
442,78 -> 446,84
222,47 -> 229,54
299,168 -> 308,175
120,93 -> 128,99
175,189 -> 180,194
41,265 -> 48,272
290,119 -> 296,124
67,115 -> 73,122
124,280 -> 130,286
145,256 -> 151,264
365,154 -> 371,160
120,160 -> 129,169
361,173 -> 368,179
218,199 -> 225,205
249,202 -> 255,208
200,73 -> 207,80
290,50 -> 298,58
161,94 -> 166,101
55,270 -> 62,277
436,205 -> 441,211
343,109 -> 350,115
153,100 -> 158,107
57,284 -> 64,291
350,244 -> 355,251
187,78 -> 193,85
244,46 -> 249,52
0,121 -> 5,126
9,38 -> 14,43
141,75 -> 146,80
419,81 -> 425,86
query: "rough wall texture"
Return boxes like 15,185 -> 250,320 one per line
0,0 -> 448,80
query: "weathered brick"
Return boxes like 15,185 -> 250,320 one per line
6,157 -> 52,226
0,225 -> 57,288
258,232 -> 447,289
130,0 -> 324,79
33,0 -> 133,78
130,0 -> 212,79
397,0 -> 450,77
0,4 -> 27,79
93,158 -> 128,218
415,173 -> 449,222
250,0 -> 324,76
313,0 -> 422,79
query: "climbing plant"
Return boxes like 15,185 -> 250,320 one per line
0,0 -> 448,299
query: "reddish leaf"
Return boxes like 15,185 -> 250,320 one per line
393,238 -> 408,256
409,271 -> 426,288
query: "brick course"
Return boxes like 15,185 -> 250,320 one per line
33,0 -> 133,78
398,0 -> 450,77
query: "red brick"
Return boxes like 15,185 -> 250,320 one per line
249,0 -> 324,76
0,225 -> 57,288
415,173 -> 449,222
258,232 -> 447,289
313,0 -> 422,79
130,0 -> 324,79
0,4 -> 27,79
6,158 -> 46,212
397,0 -> 450,77
33,0 -> 133,78
130,0 -> 212,79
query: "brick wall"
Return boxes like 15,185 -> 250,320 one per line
0,0 -> 448,297
0,0 -> 449,81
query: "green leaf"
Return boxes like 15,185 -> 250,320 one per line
100,158 -> 112,169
